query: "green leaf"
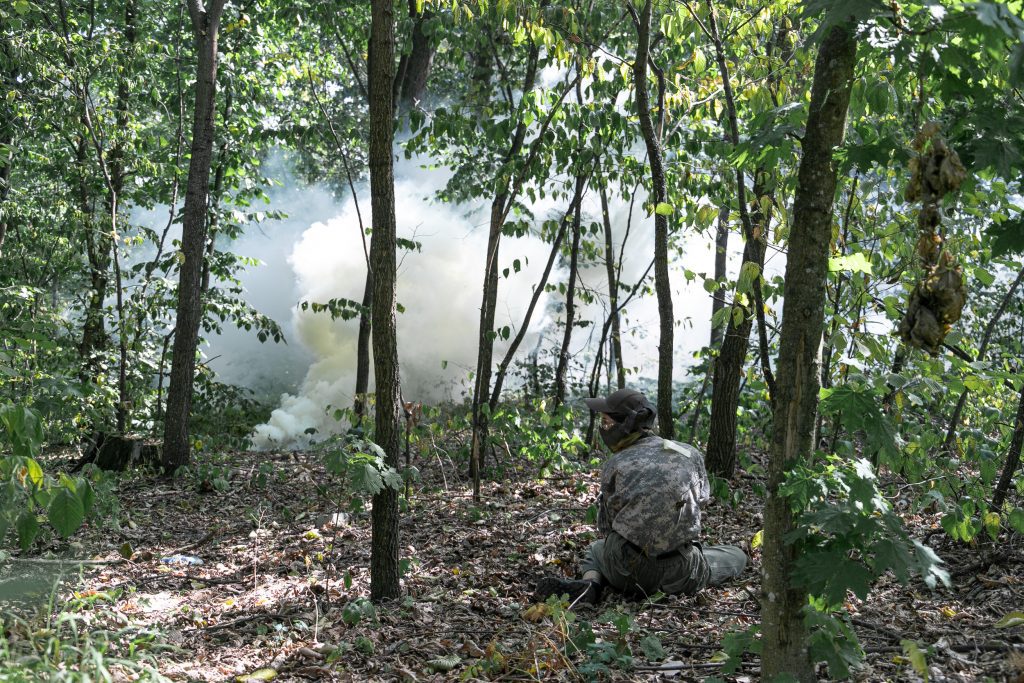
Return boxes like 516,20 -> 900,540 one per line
986,216 -> 1024,257
973,266 -> 996,286
828,252 -> 873,274
794,549 -> 873,606
24,458 -> 44,488
900,640 -> 928,680
737,261 -> 761,294
16,511 -> 39,552
654,202 -> 674,216
48,488 -> 85,539
819,385 -> 900,464
639,634 -> 666,661
994,611 -> 1024,628
750,529 -> 763,549
350,463 -> 385,496
1009,508 -> 1024,534
78,478 -> 95,516
236,668 -> 277,682
984,511 -> 1001,539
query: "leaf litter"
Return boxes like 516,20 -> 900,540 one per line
8,447 -> 1023,682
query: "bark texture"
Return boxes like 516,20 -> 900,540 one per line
162,0 -> 227,471
761,24 -> 857,682
368,0 -> 402,602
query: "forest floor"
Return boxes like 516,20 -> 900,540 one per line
3,446 -> 1024,682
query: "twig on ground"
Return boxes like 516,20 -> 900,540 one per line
186,611 -> 292,634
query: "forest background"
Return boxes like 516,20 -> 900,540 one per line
2,0 -> 1024,680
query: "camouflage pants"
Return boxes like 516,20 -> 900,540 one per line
580,531 -> 747,597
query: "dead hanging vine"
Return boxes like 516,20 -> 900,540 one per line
898,121 -> 968,353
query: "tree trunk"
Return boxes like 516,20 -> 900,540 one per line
398,0 -> 433,109
109,0 -> 137,434
553,174 -> 585,407
761,24 -> 857,682
79,132 -> 109,380
354,272 -> 373,424
709,204 -> 729,349
469,36 -> 541,499
703,0 -> 785,477
162,0 -> 227,472
600,184 -> 626,389
705,205 -> 766,477
630,1 -> 674,438
992,379 -> 1024,510
368,0 -> 402,603
201,86 -> 233,296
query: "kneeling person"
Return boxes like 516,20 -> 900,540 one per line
535,388 -> 747,605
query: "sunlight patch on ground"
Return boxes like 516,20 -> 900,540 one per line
139,590 -> 183,614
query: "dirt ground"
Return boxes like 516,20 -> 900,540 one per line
4,446 -> 1024,682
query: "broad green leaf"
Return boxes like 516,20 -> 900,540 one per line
900,640 -> 928,680
48,488 -> 85,539
351,463 -> 384,496
819,385 -> 900,464
963,375 -> 990,392
640,634 -> 667,661
654,202 -> 674,216
828,252 -> 873,274
973,266 -> 996,286
1009,508 -> 1024,534
984,511 -> 1001,539
750,529 -> 763,549
16,511 -> 39,552
737,261 -> 761,294
23,458 -> 44,488
987,217 -> 1024,256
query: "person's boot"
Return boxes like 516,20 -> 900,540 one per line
533,576 -> 601,605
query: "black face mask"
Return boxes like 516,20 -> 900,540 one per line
599,406 -> 654,450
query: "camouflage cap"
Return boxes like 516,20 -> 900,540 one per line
583,388 -> 652,420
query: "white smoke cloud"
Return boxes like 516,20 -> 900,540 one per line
202,151 -> 785,449
249,156 -> 561,448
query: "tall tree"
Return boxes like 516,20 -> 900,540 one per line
628,0 -> 674,438
702,1 -> 786,477
162,0 -> 228,471
468,23 -> 542,498
599,183 -> 626,390
367,0 -> 402,603
761,22 -> 857,681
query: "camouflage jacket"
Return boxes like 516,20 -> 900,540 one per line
596,435 -> 710,556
